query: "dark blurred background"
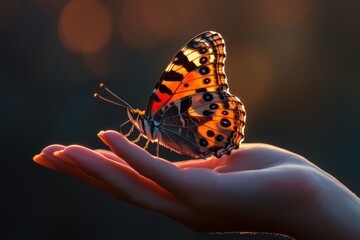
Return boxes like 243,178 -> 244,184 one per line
1,0 -> 359,239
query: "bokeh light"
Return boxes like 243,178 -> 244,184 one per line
118,0 -> 171,49
58,0 -> 112,54
253,0 -> 314,28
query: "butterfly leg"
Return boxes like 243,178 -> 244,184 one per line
156,141 -> 160,158
119,120 -> 135,138
123,124 -> 135,138
144,139 -> 150,150
131,132 -> 142,143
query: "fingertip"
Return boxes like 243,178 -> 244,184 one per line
33,153 -> 57,169
33,154 -> 42,162
41,144 -> 66,155
97,130 -> 105,137
99,130 -> 129,146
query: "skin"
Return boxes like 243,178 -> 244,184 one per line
33,130 -> 360,239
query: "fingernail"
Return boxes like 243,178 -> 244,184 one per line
33,154 -> 42,162
53,151 -> 77,165
97,131 -> 105,140
33,153 -> 57,169
98,130 -> 105,136
98,131 -> 109,144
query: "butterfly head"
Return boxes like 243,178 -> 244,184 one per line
127,108 -> 160,141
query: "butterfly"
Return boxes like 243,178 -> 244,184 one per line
96,31 -> 246,159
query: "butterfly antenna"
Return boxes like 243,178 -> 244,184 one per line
94,92 -> 134,109
100,83 -> 133,109
94,83 -> 134,110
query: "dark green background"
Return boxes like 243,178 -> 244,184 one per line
1,0 -> 359,239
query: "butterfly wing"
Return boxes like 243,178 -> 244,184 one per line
145,31 -> 246,158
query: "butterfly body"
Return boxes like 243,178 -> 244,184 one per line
125,31 -> 246,159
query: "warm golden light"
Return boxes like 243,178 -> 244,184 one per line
118,0 -> 171,49
254,0 -> 313,28
58,0 -> 112,54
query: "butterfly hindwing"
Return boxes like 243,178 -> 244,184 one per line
154,91 -> 245,158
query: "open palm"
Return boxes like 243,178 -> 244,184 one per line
34,130 -> 360,239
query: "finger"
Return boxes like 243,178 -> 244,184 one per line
33,145 -> 66,169
95,149 -> 128,165
62,145 -> 192,218
98,131 -> 219,202
40,147 -> 119,199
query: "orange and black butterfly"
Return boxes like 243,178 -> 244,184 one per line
96,31 -> 246,159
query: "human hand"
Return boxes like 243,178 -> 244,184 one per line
33,130 -> 360,239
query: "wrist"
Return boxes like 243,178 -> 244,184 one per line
293,170 -> 360,239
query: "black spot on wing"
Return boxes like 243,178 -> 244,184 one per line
184,62 -> 197,72
154,94 -> 161,102
202,110 -> 214,116
173,51 -> 188,65
188,40 -> 200,49
173,51 -> 197,72
161,70 -> 183,81
165,105 -> 179,117
199,66 -> 210,75
180,97 -> 192,113
159,84 -> 173,95
199,138 -> 209,147
195,87 -> 207,93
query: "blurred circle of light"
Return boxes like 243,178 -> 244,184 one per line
118,0 -> 172,49
58,0 -> 112,54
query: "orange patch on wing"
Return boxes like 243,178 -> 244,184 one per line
183,71 -> 201,83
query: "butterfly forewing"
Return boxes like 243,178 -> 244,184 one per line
145,31 -> 228,117
140,31 -> 246,158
